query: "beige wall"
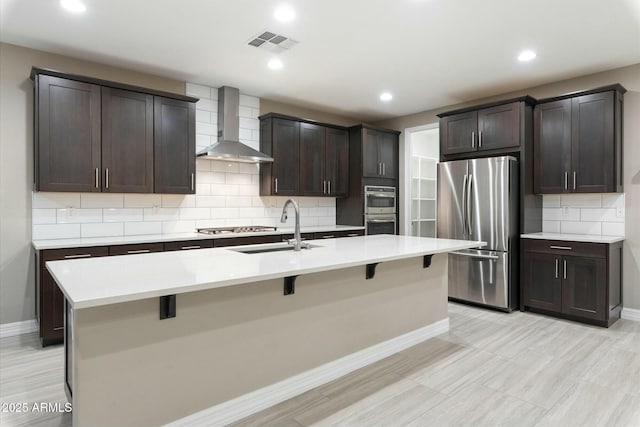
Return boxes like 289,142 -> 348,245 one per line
376,63 -> 640,311
72,256 -> 448,426
0,42 -> 185,324
260,98 -> 361,127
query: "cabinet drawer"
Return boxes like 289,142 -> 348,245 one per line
214,235 -> 281,247
42,246 -> 109,261
523,239 -> 606,259
109,243 -> 164,256
164,240 -> 213,251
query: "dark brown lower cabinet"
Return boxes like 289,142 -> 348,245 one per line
213,235 -> 282,247
163,240 -> 213,251
522,238 -> 622,327
38,246 -> 109,346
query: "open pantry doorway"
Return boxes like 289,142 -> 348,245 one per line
402,123 -> 439,237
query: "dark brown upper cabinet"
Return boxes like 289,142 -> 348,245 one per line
260,117 -> 300,196
35,74 -> 101,192
259,113 -> 349,197
31,67 -> 198,194
154,96 -> 196,194
439,99 -> 533,158
533,85 -> 625,194
362,127 -> 398,179
101,87 -> 154,193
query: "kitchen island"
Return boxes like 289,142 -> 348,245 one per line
47,235 -> 482,426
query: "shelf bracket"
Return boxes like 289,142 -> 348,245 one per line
423,255 -> 433,269
284,276 -> 297,295
159,295 -> 176,319
366,263 -> 379,280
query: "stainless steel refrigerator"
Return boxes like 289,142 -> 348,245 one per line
437,156 -> 519,311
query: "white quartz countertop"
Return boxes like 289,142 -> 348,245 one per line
32,225 -> 366,250
47,235 -> 484,309
520,232 -> 624,244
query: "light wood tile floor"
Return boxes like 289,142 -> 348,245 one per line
1,303 -> 639,426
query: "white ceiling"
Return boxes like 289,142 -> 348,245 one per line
1,0 -> 639,121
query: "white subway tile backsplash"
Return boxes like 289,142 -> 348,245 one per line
32,86 -> 336,242
212,161 -> 239,173
161,195 -> 196,208
186,83 -> 213,99
179,207 -> 210,220
57,208 -> 102,224
195,98 -> 217,112
560,221 -> 601,235
124,222 -> 162,236
542,193 -> 624,238
542,220 -> 561,233
143,207 -> 180,221
81,223 -> 124,238
123,194 -> 161,208
580,208 -> 624,223
103,208 -> 143,222
195,195 -> 226,208
542,195 -> 561,208
226,173 -> 252,185
33,224 -> 81,240
81,193 -> 124,208
602,222 -> 625,236
196,122 -> 217,136
196,109 -> 212,124
32,209 -> 57,225
33,192 -> 80,209
161,220 -> 196,234
239,94 -> 259,108
559,194 -> 601,208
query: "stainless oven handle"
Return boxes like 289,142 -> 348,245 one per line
367,218 -> 396,223
451,251 -> 499,260
366,193 -> 396,198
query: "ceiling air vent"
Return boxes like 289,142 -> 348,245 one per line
247,30 -> 298,53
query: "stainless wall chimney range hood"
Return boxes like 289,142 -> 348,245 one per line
196,86 -> 273,163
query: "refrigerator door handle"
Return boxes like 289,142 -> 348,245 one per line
466,174 -> 473,237
462,174 -> 468,236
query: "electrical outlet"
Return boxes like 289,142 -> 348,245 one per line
563,206 -> 569,216
616,206 -> 624,217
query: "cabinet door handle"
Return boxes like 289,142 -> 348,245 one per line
105,168 -> 109,189
274,177 -> 278,194
64,254 -> 92,259
550,245 -> 572,250
555,258 -> 559,278
382,163 -> 386,176
573,171 -> 577,190
471,131 -> 475,148
347,233 -> 360,237
323,180 -> 326,195
328,180 -> 331,194
95,168 -> 99,189
378,162 -> 382,175
127,249 -> 150,254
321,235 -> 335,239
478,131 -> 483,148
191,173 -> 195,191
564,171 -> 568,190
181,245 -> 201,250
563,259 -> 567,279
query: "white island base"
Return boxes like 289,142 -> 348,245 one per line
52,236 -> 482,426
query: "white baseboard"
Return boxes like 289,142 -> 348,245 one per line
167,318 -> 450,427
0,319 -> 38,339
621,307 -> 640,323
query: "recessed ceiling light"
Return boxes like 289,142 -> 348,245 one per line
60,0 -> 86,13
268,58 -> 283,70
274,5 -> 295,22
380,92 -> 393,102
518,50 -> 537,62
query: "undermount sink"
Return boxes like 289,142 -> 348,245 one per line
229,242 -> 319,254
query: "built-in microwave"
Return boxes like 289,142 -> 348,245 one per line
364,185 -> 396,215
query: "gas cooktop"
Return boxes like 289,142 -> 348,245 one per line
196,226 -> 278,235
